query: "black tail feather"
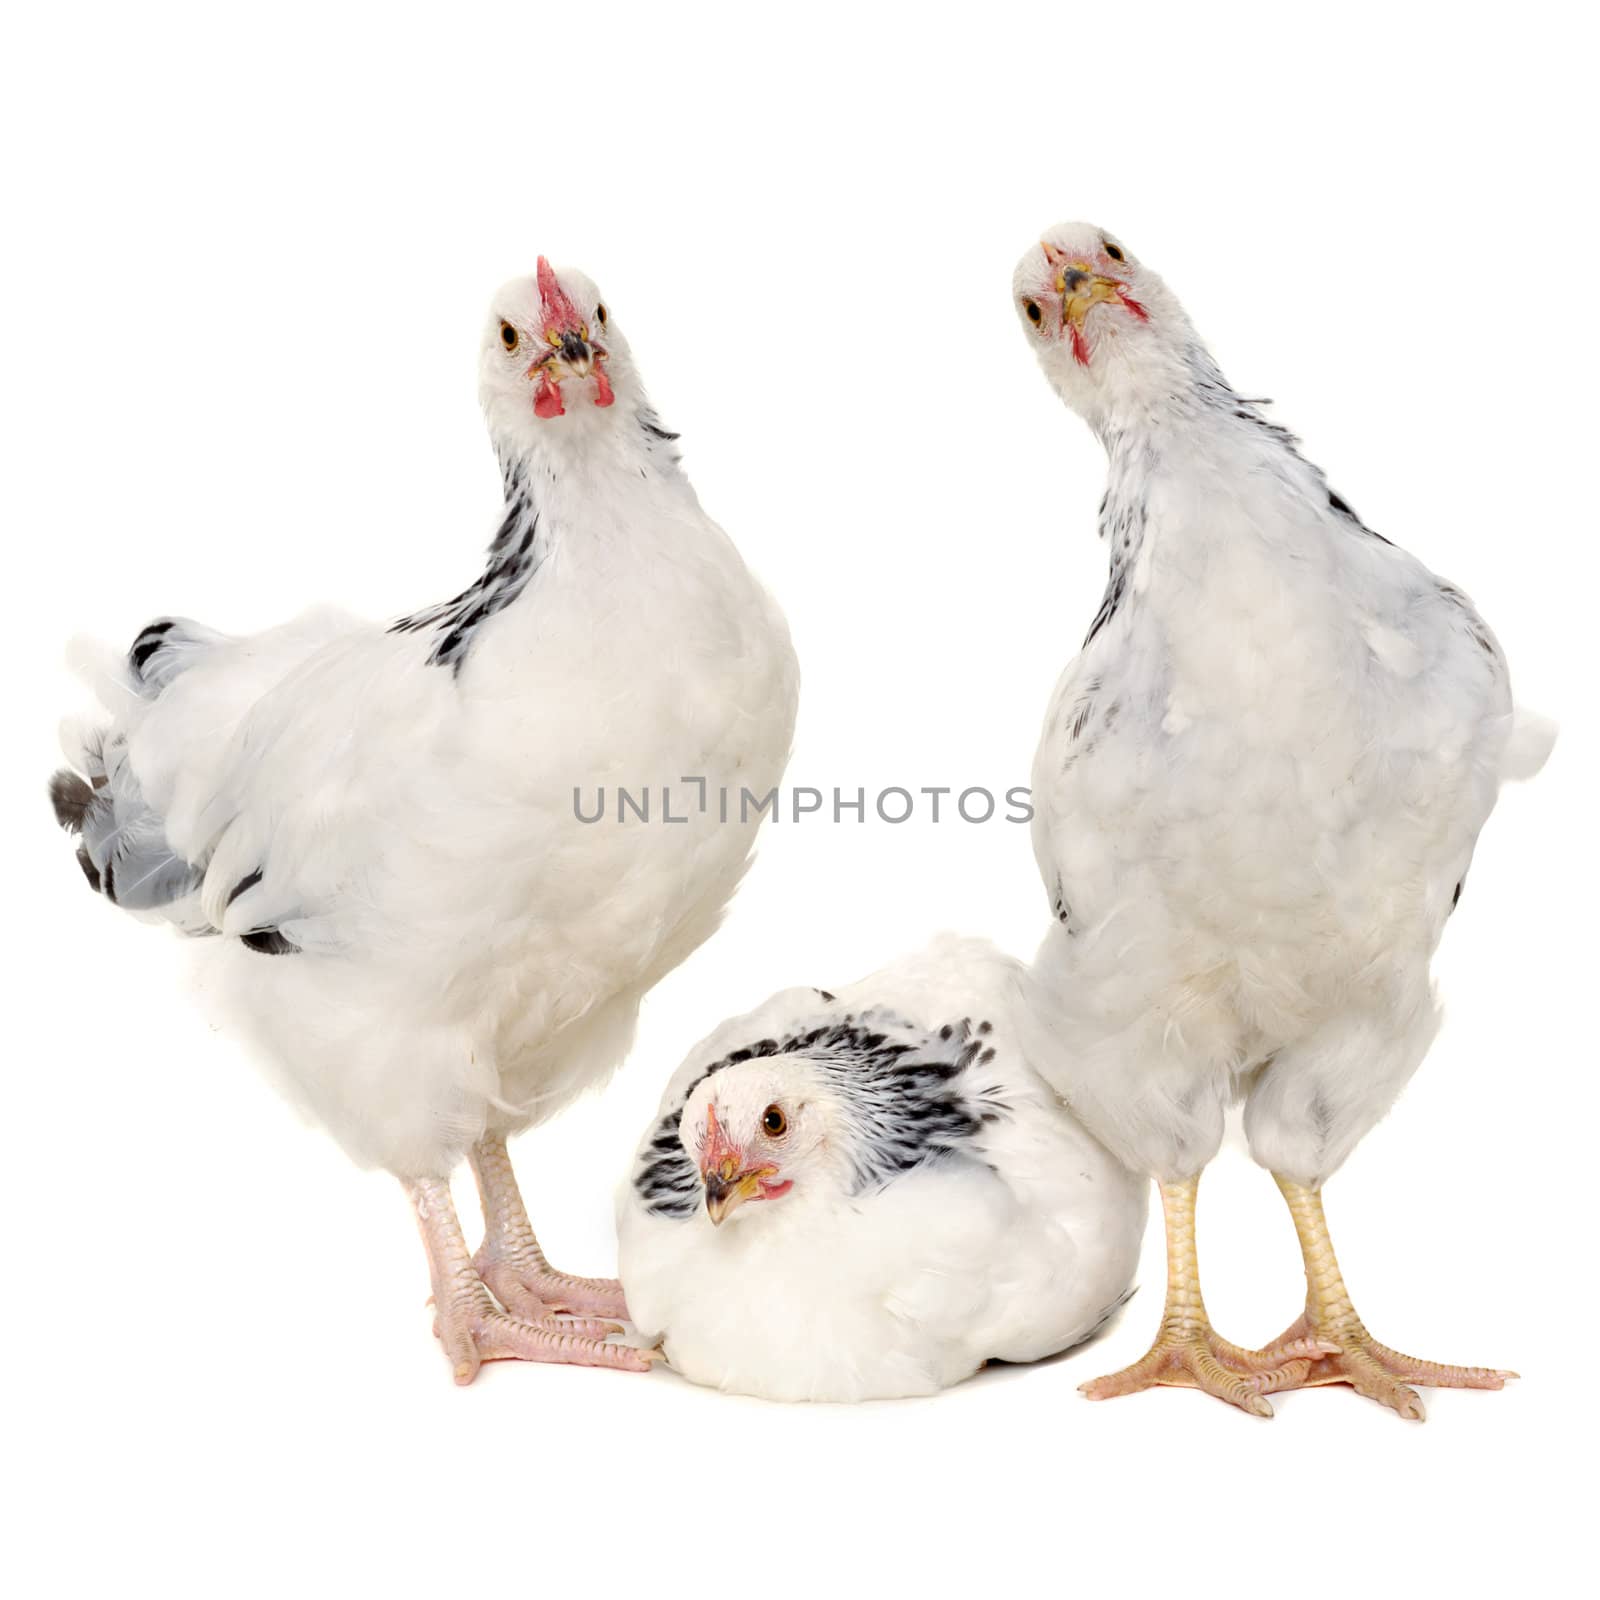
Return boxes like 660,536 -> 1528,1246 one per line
50,770 -> 94,834
75,845 -> 102,893
129,618 -> 178,678
127,616 -> 224,697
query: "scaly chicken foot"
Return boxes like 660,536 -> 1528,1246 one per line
1250,1175 -> 1516,1420
407,1175 -> 652,1384
1081,1176 -> 1338,1418
467,1135 -> 631,1321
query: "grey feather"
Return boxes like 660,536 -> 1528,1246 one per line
75,740 -> 202,911
51,614 -> 224,912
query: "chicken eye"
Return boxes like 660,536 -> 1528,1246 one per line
1103,241 -> 1126,263
499,321 -> 519,352
595,303 -> 607,327
761,1104 -> 787,1137
1024,299 -> 1043,325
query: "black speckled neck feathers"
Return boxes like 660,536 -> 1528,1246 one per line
390,458 -> 550,674
634,1011 -> 1007,1220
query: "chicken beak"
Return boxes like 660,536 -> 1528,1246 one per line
1055,267 -> 1124,334
525,328 -> 608,418
699,1110 -> 778,1225
703,1167 -> 741,1225
558,330 -> 594,378
702,1158 -> 773,1225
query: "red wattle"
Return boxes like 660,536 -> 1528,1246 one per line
1120,292 -> 1149,322
1070,323 -> 1091,366
534,371 -> 564,418
592,367 -> 615,408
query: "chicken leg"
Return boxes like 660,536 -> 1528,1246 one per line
468,1135 -> 630,1321
1255,1175 -> 1516,1420
407,1171 -> 649,1385
1081,1175 -> 1336,1417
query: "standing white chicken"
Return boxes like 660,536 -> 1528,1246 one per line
50,258 -> 798,1383
1011,222 -> 1551,1419
617,935 -> 1146,1401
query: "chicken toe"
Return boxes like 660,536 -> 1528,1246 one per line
1256,1176 -> 1516,1420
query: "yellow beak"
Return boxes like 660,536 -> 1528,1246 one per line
1055,266 -> 1124,333
703,1163 -> 778,1225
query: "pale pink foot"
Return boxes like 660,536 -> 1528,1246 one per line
476,1253 -> 629,1322
407,1175 -> 653,1385
431,1274 -> 651,1386
1082,1323 -> 1336,1418
1254,1312 -> 1516,1421
469,1135 -> 630,1320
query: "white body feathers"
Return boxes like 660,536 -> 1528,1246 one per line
59,269 -> 798,1179
617,936 -> 1146,1401
1013,224 -> 1549,1188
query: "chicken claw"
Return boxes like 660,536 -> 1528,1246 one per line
1080,1175 -> 1339,1418
408,1173 -> 650,1385
431,1275 -> 652,1385
469,1135 -> 630,1321
1082,1324 -> 1332,1417
1254,1176 -> 1516,1420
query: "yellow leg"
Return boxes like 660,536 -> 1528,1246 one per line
1261,1175 -> 1517,1421
1081,1175 -> 1335,1418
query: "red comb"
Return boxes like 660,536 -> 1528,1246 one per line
536,256 -> 584,335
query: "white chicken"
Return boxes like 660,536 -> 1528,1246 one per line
1011,222 -> 1551,1419
50,258 -> 798,1383
617,935 -> 1146,1401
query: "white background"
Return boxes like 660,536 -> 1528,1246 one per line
4,3 -> 1594,1595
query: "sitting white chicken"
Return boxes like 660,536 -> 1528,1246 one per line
1011,221 -> 1551,1418
616,935 -> 1146,1401
51,259 -> 798,1383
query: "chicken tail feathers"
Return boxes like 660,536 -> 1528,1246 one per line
50,740 -> 204,913
1502,706 -> 1557,784
49,769 -> 95,833
127,617 -> 228,697
50,769 -> 110,894
50,621 -> 219,916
